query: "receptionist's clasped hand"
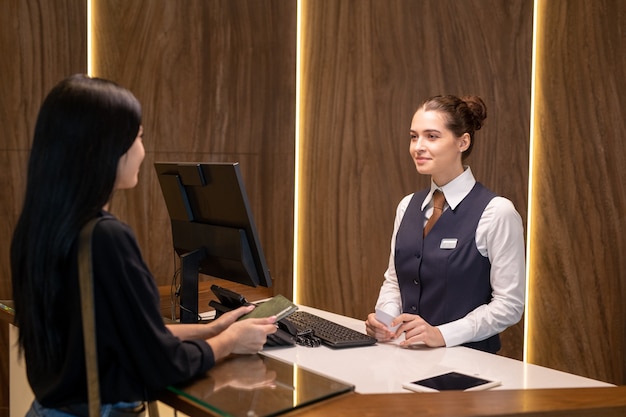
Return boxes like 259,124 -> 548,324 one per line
365,313 -> 445,348
365,313 -> 395,342
393,313 -> 445,348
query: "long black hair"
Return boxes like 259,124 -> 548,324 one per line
10,74 -> 142,369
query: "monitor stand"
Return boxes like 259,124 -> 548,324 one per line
179,248 -> 205,323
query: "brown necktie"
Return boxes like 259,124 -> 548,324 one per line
424,190 -> 445,237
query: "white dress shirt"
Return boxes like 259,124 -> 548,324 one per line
375,167 -> 526,347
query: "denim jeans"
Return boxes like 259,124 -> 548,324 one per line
26,400 -> 145,417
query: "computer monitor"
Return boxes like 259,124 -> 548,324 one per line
154,162 -> 272,323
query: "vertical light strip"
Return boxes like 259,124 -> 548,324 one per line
292,0 -> 303,303
523,0 -> 542,363
86,0 -> 93,76
292,364 -> 299,406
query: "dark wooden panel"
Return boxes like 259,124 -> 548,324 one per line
0,1 -> 86,413
160,386 -> 626,417
93,0 -> 296,298
0,323 -> 7,417
287,387 -> 626,417
2,0 -> 625,408
529,0 -> 626,384
0,0 -> 86,299
297,0 -> 532,360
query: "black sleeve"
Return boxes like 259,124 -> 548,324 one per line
91,216 -> 215,395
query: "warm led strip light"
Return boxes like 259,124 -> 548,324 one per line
86,1 -> 535,355
89,0 -> 303,300
523,0 -> 543,363
86,0 -> 93,75
293,0 -> 303,304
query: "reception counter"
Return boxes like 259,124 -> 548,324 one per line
3,300 -> 626,417
160,304 -> 626,416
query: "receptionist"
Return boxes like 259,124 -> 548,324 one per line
365,94 -> 525,353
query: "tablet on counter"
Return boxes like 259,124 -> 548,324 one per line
402,371 -> 501,393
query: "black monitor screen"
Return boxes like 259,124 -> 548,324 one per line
154,162 -> 272,322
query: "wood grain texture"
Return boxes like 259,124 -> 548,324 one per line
160,386 -> 626,417
0,0 -> 86,297
0,1 -> 86,414
92,0 -> 296,298
4,0 -> 625,405
297,0 -> 532,360
286,387 -> 626,417
529,0 -> 626,384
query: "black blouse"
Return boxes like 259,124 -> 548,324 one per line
28,212 -> 214,407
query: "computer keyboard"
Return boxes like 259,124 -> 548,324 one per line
283,310 -> 377,348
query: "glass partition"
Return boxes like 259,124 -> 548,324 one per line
167,353 -> 354,416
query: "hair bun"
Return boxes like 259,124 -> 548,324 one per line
462,95 -> 487,131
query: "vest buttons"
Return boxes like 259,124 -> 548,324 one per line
415,253 -> 421,259
413,279 -> 419,286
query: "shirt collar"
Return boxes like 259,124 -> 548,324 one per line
421,166 -> 476,211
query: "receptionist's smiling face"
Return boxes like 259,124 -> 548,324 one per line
409,109 -> 469,186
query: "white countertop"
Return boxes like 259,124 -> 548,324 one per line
261,305 -> 614,394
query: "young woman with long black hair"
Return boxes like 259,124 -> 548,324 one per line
11,74 -> 276,416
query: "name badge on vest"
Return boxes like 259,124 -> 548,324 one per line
440,238 -> 458,250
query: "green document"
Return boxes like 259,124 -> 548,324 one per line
238,295 -> 298,321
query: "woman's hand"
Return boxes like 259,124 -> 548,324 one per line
365,313 -> 396,342
208,305 -> 256,334
224,317 -> 278,354
168,305 -> 260,341
207,315 -> 277,360
393,313 -> 446,348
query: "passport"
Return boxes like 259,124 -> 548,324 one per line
237,294 -> 298,321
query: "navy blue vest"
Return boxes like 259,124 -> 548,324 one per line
394,182 -> 500,353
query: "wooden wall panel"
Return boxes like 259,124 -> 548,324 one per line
298,0 -> 532,360
529,0 -> 626,385
0,0 -> 86,305
0,1 -> 86,415
92,0 -> 297,300
4,0 -> 623,403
